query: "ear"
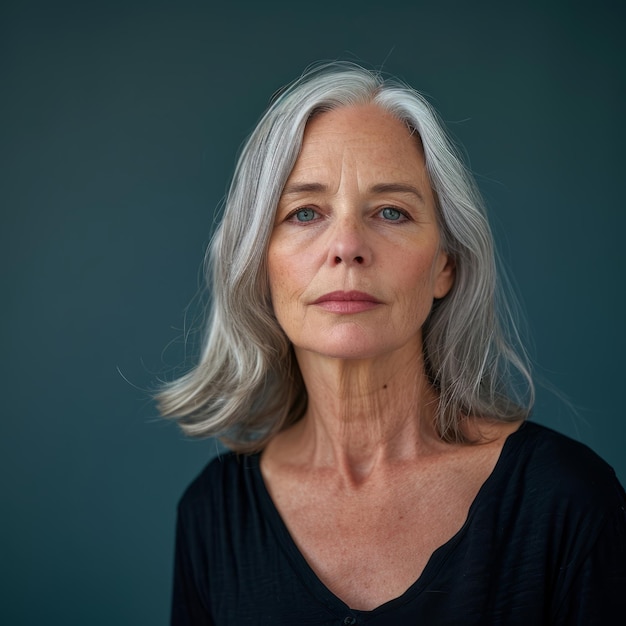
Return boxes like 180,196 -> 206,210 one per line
433,252 -> 455,299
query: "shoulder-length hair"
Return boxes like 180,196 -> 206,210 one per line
157,62 -> 534,452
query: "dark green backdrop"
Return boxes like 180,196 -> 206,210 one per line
2,0 -> 624,623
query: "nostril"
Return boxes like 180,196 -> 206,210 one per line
355,256 -> 364,264
335,256 -> 342,264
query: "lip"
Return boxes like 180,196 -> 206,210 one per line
312,290 -> 382,313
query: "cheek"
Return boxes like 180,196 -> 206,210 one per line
267,254 -> 308,321
267,245 -> 288,295
394,252 -> 443,313
403,252 -> 439,287
268,244 -> 319,295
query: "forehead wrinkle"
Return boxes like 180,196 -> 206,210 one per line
289,105 -> 429,199
289,139 -> 359,198
338,140 -> 358,195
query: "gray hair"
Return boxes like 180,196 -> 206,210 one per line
157,62 -> 534,452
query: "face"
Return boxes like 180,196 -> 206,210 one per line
267,104 -> 454,362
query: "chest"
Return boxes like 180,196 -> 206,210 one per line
263,458 -> 494,610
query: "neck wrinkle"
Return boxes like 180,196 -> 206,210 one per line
294,348 -> 443,484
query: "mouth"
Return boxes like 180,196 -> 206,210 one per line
312,290 -> 382,313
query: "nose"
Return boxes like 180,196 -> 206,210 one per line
326,215 -> 372,267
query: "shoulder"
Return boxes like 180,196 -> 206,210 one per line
509,423 -> 626,622
177,450 -> 260,519
507,420 -> 625,513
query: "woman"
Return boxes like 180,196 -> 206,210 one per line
160,63 -> 626,624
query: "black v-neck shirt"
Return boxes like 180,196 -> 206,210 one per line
171,421 -> 626,625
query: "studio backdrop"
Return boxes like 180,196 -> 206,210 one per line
2,1 -> 624,624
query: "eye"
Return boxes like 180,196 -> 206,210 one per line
380,207 -> 405,221
290,208 -> 318,222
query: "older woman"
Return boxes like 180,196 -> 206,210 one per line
160,63 -> 626,625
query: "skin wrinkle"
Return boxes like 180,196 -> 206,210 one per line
160,68 -> 534,454
267,103 -> 455,478
260,104 -> 522,611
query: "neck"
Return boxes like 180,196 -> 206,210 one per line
288,346 -> 445,482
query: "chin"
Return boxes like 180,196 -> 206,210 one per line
288,321 -> 423,363
298,336 -> 416,363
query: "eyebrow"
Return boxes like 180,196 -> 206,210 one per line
281,181 -> 426,203
369,183 -> 425,203
281,182 -> 327,196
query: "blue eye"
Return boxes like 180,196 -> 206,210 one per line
381,207 -> 403,221
294,208 -> 317,222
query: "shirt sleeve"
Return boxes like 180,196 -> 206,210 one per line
552,500 -> 626,625
170,508 -> 215,626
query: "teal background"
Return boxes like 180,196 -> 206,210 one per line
2,0 -> 624,623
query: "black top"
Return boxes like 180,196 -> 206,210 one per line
171,421 -> 626,625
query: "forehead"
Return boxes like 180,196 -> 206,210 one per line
287,104 -> 428,186
303,103 -> 421,151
